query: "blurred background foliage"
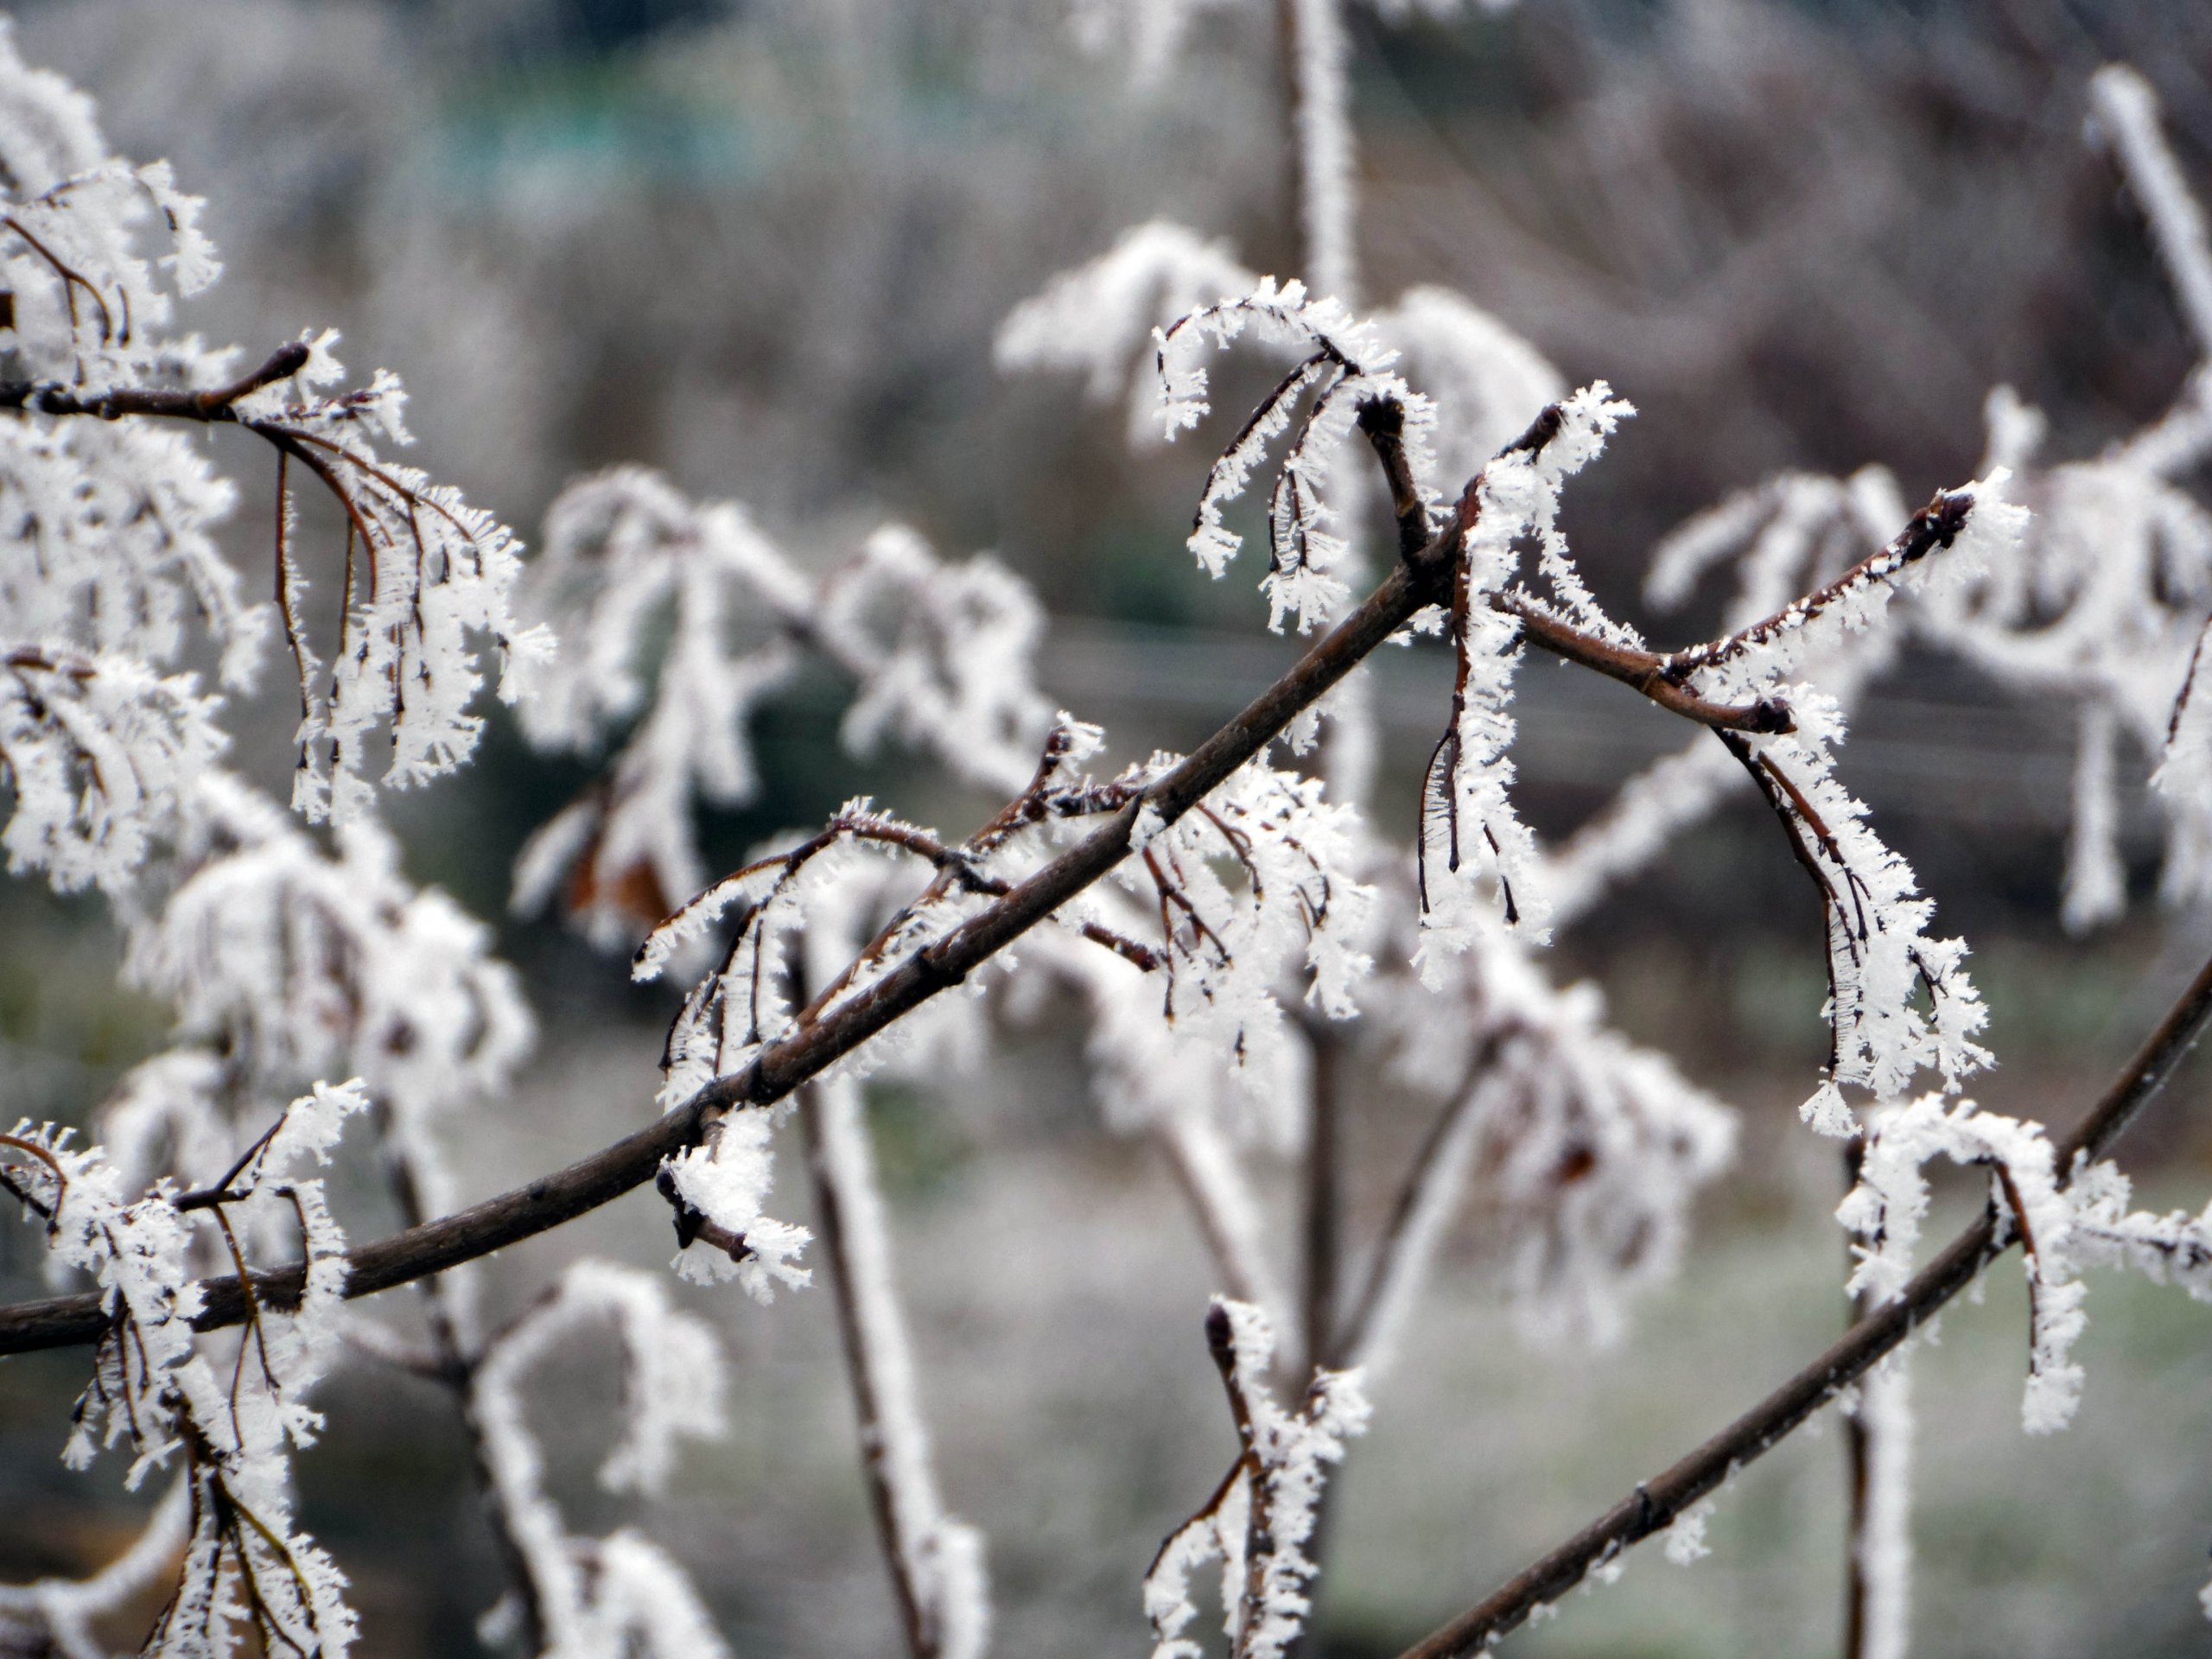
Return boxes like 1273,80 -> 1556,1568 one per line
7,0 -> 2212,1654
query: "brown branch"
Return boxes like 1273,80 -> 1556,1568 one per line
1663,487 -> 1974,678
1840,1139 -> 1872,1659
375,1117 -> 547,1659
1393,944 -> 2212,1658
1205,1302 -> 1273,1659
1353,390 -> 1789,735
800,1077 -> 936,1659
1354,398 -> 1435,563
0,419 -> 2004,1368
1300,1018 -> 1344,1380
0,473 -> 1460,1357
1500,596 -> 1795,734
0,342 -> 308,424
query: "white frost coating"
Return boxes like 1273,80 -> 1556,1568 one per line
1157,1113 -> 1295,1330
1343,1066 -> 1491,1376
1554,466 -> 1912,930
129,775 -> 533,1128
1538,740 -> 1746,932
1374,286 -> 1564,483
94,1047 -> 233,1203
2069,1160 -> 2212,1304
638,804 -> 976,1111
1142,1462 -> 1250,1659
1838,1096 -> 2085,1433
1106,753 -> 1376,1085
2063,702 -> 2126,932
1148,279 -> 1433,632
1739,695 -> 1991,1128
1023,906 -> 1297,1326
0,22 -> 523,834
115,770 -> 534,1349
1848,1354 -> 1914,1659
813,1074 -> 991,1659
2089,65 -> 2212,358
1662,1497 -> 1714,1566
0,1473 -> 189,1659
1068,0 -> 1240,86
1653,486 -> 2021,1128
469,1260 -> 732,1659
1418,385 -> 1635,966
995,219 -> 1257,445
660,1108 -> 814,1300
0,647 -> 226,895
512,468 -> 1052,947
0,418 -> 260,691
7,1081 -> 368,1659
1286,0 -> 1357,308
1143,1300 -> 1370,1659
1363,923 -> 1735,1362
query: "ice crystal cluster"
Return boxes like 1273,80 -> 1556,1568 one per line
0,30 -> 721,1658
512,467 -> 1052,946
14,8 -> 2212,1657
1141,1300 -> 1370,1659
989,20 -> 2212,1650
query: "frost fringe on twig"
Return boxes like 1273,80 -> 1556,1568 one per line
1144,1300 -> 1370,1659
511,468 -> 1052,946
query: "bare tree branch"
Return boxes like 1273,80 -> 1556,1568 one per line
1391,946 -> 2212,1658
800,1079 -> 964,1659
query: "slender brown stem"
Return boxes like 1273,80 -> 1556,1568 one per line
1301,1020 -> 1344,1380
0,421 -> 2005,1362
1392,947 -> 2212,1658
1840,1140 -> 1872,1659
0,342 -> 308,423
1499,595 -> 1795,734
1332,1030 -> 1510,1370
800,1079 -> 935,1659
1282,1018 -> 1349,1659
378,1121 -> 546,1659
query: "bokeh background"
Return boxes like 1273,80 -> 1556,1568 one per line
6,0 -> 2212,1654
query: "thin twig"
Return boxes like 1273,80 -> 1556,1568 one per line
1840,1138 -> 1872,1659
1392,946 -> 2212,1657
0,416 -> 1997,1360
801,1074 -> 937,1659
377,1119 -> 546,1657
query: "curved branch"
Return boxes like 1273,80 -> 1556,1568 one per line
1499,596 -> 1795,734
1392,945 -> 2212,1659
0,412 -> 2015,1364
0,486 -> 1465,1358
0,340 -> 309,423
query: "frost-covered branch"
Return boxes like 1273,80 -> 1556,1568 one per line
1842,1344 -> 1913,1659
1391,944 -> 2212,1658
511,471 -> 1053,947
2,1081 -> 370,1659
803,1073 -> 988,1659
465,1262 -> 730,1659
0,645 -> 223,895
0,21 -> 531,845
2088,65 -> 2212,359
0,404 -> 2020,1367
1143,1300 -> 1370,1659
3,332 -> 534,830
1342,924 -> 1733,1372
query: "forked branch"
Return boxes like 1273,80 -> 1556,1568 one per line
0,406 -> 2009,1362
